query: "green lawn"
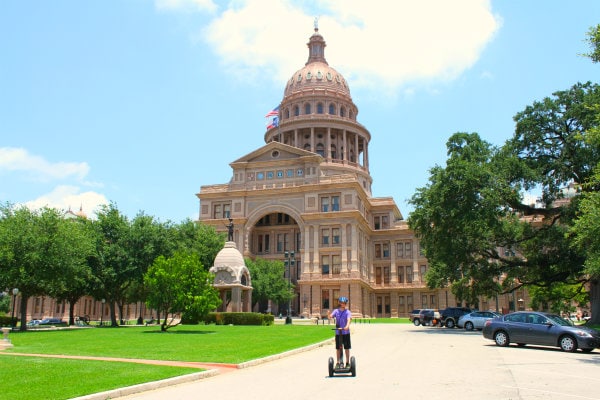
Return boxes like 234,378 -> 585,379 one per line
0,324 -> 333,400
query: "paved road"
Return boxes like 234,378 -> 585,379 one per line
107,324 -> 600,400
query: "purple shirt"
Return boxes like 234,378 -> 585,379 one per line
331,308 -> 351,335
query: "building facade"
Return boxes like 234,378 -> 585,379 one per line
197,27 -> 460,318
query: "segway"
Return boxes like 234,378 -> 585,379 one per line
328,354 -> 356,377
328,326 -> 356,377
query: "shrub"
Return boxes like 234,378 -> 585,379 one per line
203,312 -> 274,326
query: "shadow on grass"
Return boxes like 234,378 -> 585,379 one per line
142,330 -> 217,335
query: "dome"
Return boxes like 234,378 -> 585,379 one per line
283,28 -> 352,100
213,241 -> 245,268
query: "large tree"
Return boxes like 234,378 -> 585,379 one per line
0,205 -> 93,330
245,257 -> 293,313
409,82 -> 600,315
144,251 -> 220,331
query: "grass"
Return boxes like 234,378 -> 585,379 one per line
0,324 -> 333,400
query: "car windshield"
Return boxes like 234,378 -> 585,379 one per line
546,314 -> 572,326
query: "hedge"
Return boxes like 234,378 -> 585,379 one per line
203,312 -> 274,326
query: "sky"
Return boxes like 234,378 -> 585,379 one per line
1,0 -> 598,222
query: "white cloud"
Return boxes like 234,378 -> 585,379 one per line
199,0 -> 501,92
0,147 -> 90,182
22,185 -> 109,218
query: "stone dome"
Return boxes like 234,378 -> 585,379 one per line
213,241 -> 245,268
283,28 -> 352,100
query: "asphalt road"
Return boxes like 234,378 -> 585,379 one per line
106,323 -> 600,400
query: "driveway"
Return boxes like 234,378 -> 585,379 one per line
112,323 -> 600,400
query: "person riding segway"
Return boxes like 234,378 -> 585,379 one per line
327,296 -> 356,377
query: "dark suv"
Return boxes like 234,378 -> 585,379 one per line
409,309 -> 422,326
440,307 -> 471,328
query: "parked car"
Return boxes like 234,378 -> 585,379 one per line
26,319 -> 42,327
483,311 -> 600,353
419,309 -> 441,326
440,307 -> 471,328
457,311 -> 501,331
409,309 -> 423,326
38,318 -> 64,326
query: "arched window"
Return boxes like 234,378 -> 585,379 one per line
329,103 -> 335,115
340,107 -> 346,118
304,143 -> 311,152
331,144 -> 337,159
304,103 -> 311,115
316,143 -> 325,157
285,108 -> 290,119
317,103 -> 324,114
294,105 -> 300,116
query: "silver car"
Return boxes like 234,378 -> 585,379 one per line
457,311 -> 501,331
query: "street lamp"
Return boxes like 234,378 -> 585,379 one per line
100,299 -> 105,326
284,251 -> 295,325
11,288 -> 19,329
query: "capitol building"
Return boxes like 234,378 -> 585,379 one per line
197,27 -> 507,318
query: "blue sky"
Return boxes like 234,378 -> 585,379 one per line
1,0 -> 598,222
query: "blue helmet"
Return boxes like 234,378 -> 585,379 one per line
338,296 -> 348,304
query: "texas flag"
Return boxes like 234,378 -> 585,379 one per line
266,116 -> 279,130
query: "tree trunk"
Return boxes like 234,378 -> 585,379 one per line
589,277 -> 600,325
19,294 -> 28,331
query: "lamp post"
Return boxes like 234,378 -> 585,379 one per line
518,298 -> 524,311
284,251 -> 295,325
100,299 -> 105,326
11,288 -> 19,329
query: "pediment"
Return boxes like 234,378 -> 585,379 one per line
230,142 -> 320,167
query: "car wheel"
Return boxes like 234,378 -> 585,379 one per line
464,321 -> 474,331
413,319 -> 420,326
559,335 -> 577,352
494,330 -> 509,347
445,319 -> 455,329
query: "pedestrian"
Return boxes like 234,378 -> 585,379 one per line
329,296 -> 352,368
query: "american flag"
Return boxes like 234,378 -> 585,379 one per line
265,106 -> 280,117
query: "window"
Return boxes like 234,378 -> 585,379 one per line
398,266 -> 404,283
375,267 -> 382,284
340,106 -> 345,117
321,195 -> 340,212
329,103 -> 335,114
322,290 -> 329,309
406,266 -> 413,283
422,295 -> 427,307
294,105 -> 299,116
321,255 -> 330,274
383,243 -> 390,258
331,196 -> 340,211
277,234 -> 287,253
304,103 -> 311,114
257,234 -> 271,253
375,242 -> 390,259
317,103 -> 324,114
375,243 -> 382,259
316,143 -> 325,157
374,215 -> 389,230
332,228 -> 340,245
321,197 -> 329,212
332,255 -> 341,274
397,241 -> 412,258
213,202 -> 231,219
321,229 -> 329,245
383,266 -> 390,284
420,265 -> 427,282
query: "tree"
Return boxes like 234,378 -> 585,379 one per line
0,205 -> 93,330
144,251 -> 220,331
245,257 -> 293,312
172,219 -> 225,270
47,217 -> 96,326
409,83 -> 599,313
583,24 -> 600,63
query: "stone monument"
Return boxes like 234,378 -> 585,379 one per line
210,241 -> 253,312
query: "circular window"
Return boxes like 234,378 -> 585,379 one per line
271,150 -> 280,158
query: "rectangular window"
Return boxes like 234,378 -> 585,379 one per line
374,216 -> 381,230
398,266 -> 404,283
405,242 -> 412,258
375,243 -> 382,259
258,234 -> 264,253
385,296 -> 391,314
332,228 -> 340,245
322,290 -> 329,309
321,255 -> 330,274
420,265 -> 427,282
430,295 -> 436,306
264,234 -> 270,253
383,266 -> 390,284
406,266 -> 413,283
331,196 -> 340,211
375,267 -> 382,284
321,228 -> 329,245
407,295 -> 413,305
399,296 -> 405,305
382,243 -> 390,258
381,215 -> 389,229
277,234 -> 285,253
321,197 -> 329,212
213,204 -> 221,219
332,254 -> 341,274
396,242 -> 403,258
422,295 -> 427,308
